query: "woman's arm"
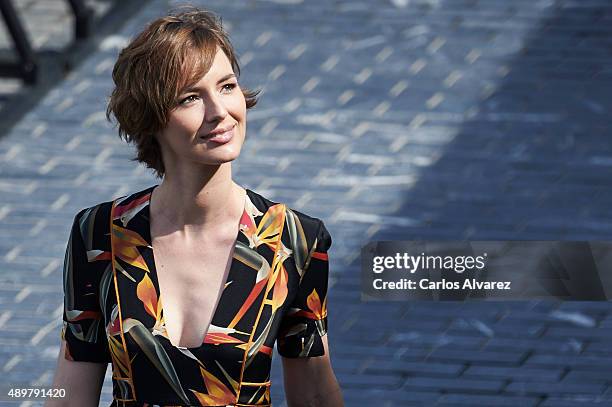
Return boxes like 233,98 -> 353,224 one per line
45,340 -> 107,407
281,335 -> 344,407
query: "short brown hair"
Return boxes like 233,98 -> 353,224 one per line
106,6 -> 259,178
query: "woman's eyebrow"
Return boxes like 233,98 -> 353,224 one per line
217,73 -> 236,84
181,73 -> 237,93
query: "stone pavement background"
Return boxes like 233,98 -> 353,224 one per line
0,0 -> 143,135
0,0 -> 612,405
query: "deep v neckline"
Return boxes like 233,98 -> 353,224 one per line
145,185 -> 250,351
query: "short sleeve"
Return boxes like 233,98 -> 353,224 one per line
61,210 -> 111,363
277,220 -> 331,358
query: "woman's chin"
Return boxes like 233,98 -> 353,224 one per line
197,150 -> 243,166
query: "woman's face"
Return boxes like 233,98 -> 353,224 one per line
156,46 -> 247,171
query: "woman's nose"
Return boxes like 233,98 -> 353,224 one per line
204,95 -> 228,123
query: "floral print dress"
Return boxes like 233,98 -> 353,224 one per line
60,185 -> 331,406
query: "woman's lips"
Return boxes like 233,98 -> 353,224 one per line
201,125 -> 235,144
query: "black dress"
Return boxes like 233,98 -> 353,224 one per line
61,185 -> 331,406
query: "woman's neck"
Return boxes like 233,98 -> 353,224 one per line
150,163 -> 245,233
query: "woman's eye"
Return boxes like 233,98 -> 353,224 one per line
221,83 -> 237,93
179,95 -> 199,105
178,83 -> 237,105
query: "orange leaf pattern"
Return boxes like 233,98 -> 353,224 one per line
60,185 -> 331,405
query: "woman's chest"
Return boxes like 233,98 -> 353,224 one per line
152,241 -> 235,348
152,241 -> 233,301
107,221 -> 301,353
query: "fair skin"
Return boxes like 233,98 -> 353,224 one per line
47,341 -> 107,406
283,336 -> 345,407
48,46 -> 342,406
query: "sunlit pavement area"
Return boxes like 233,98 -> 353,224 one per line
1,0 -> 612,405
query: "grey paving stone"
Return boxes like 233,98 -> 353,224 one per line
425,348 -> 529,365
437,393 -> 541,407
403,376 -> 506,393
505,381 -> 607,396
463,366 -> 564,382
343,388 -> 440,406
525,354 -> 612,370
540,398 -> 612,407
361,360 -> 465,377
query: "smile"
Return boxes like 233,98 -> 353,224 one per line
200,124 -> 235,144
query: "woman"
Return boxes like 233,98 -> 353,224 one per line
48,7 -> 343,407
